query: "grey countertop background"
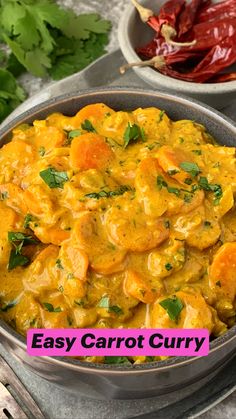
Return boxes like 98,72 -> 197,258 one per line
1,0 -> 236,418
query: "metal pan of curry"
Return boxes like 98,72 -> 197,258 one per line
0,88 -> 235,399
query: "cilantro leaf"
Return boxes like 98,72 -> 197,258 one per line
198,177 -> 222,205
40,167 -> 68,188
84,185 -> 133,200
43,302 -> 62,313
179,161 -> 201,177
104,356 -> 131,365
1,299 -> 18,312
0,68 -> 26,123
81,119 -> 96,132
123,123 -> 145,148
159,296 -> 184,321
97,296 -> 123,315
68,129 -> 81,139
0,1 -> 111,81
8,249 -> 29,271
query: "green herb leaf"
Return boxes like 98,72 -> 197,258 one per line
179,161 -> 201,177
164,220 -> 170,229
157,175 -> 167,190
167,186 -> 180,197
56,259 -> 63,270
8,232 -> 38,246
158,110 -> 165,122
159,296 -> 184,321
43,303 -> 62,313
104,356 -> 131,365
97,296 -> 123,315
0,191 -> 8,201
40,167 -> 68,188
85,185 -> 133,200
123,123 -> 144,148
109,305 -> 123,315
8,249 -> 29,271
198,177 -> 222,205
204,221 -> 211,228
165,263 -> 173,271
38,146 -> 46,157
97,296 -> 110,308
146,356 -> 155,362
81,119 -> 96,132
68,129 -> 81,139
167,169 -> 180,176
1,300 -> 18,312
23,214 -> 34,229
191,150 -> 202,155
0,68 -> 26,123
146,141 -> 160,151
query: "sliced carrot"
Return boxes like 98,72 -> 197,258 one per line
23,186 -> 54,217
123,270 -> 156,304
0,183 -> 27,214
209,242 -> 236,301
70,133 -> 114,170
59,243 -> 88,280
34,226 -> 70,246
156,145 -> 194,185
74,103 -> 114,127
0,140 -> 36,164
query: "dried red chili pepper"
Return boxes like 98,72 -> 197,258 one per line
181,18 -> 236,51
178,0 -> 204,37
137,37 -> 202,64
197,0 -> 236,23
210,72 -> 236,83
159,34 -> 236,83
131,0 -> 196,46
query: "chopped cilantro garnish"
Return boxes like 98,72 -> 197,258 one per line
97,296 -> 123,315
104,356 -> 131,365
23,214 -> 35,229
43,303 -> 62,313
179,161 -> 201,177
191,150 -> 202,155
123,123 -> 145,148
1,300 -> 18,312
68,129 -> 81,139
159,296 -> 184,321
167,169 -> 180,175
85,185 -> 133,200
0,191 -> 8,200
198,177 -> 222,205
164,220 -> 170,229
81,120 -> 96,132
165,263 -> 173,271
40,167 -> 68,189
38,146 -> 46,157
158,110 -> 165,122
8,250 -> 29,271
56,259 -> 64,270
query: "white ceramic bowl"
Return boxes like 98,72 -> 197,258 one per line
118,0 -> 236,108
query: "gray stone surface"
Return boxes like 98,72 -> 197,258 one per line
0,1 -> 235,418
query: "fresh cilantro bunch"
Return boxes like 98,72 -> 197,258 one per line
0,0 -> 111,122
0,0 -> 111,78
0,51 -> 26,123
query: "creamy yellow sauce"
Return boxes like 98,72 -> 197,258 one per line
0,103 -> 236,364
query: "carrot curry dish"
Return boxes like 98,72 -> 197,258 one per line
0,104 -> 236,364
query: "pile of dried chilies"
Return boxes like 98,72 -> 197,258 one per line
121,0 -> 236,83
